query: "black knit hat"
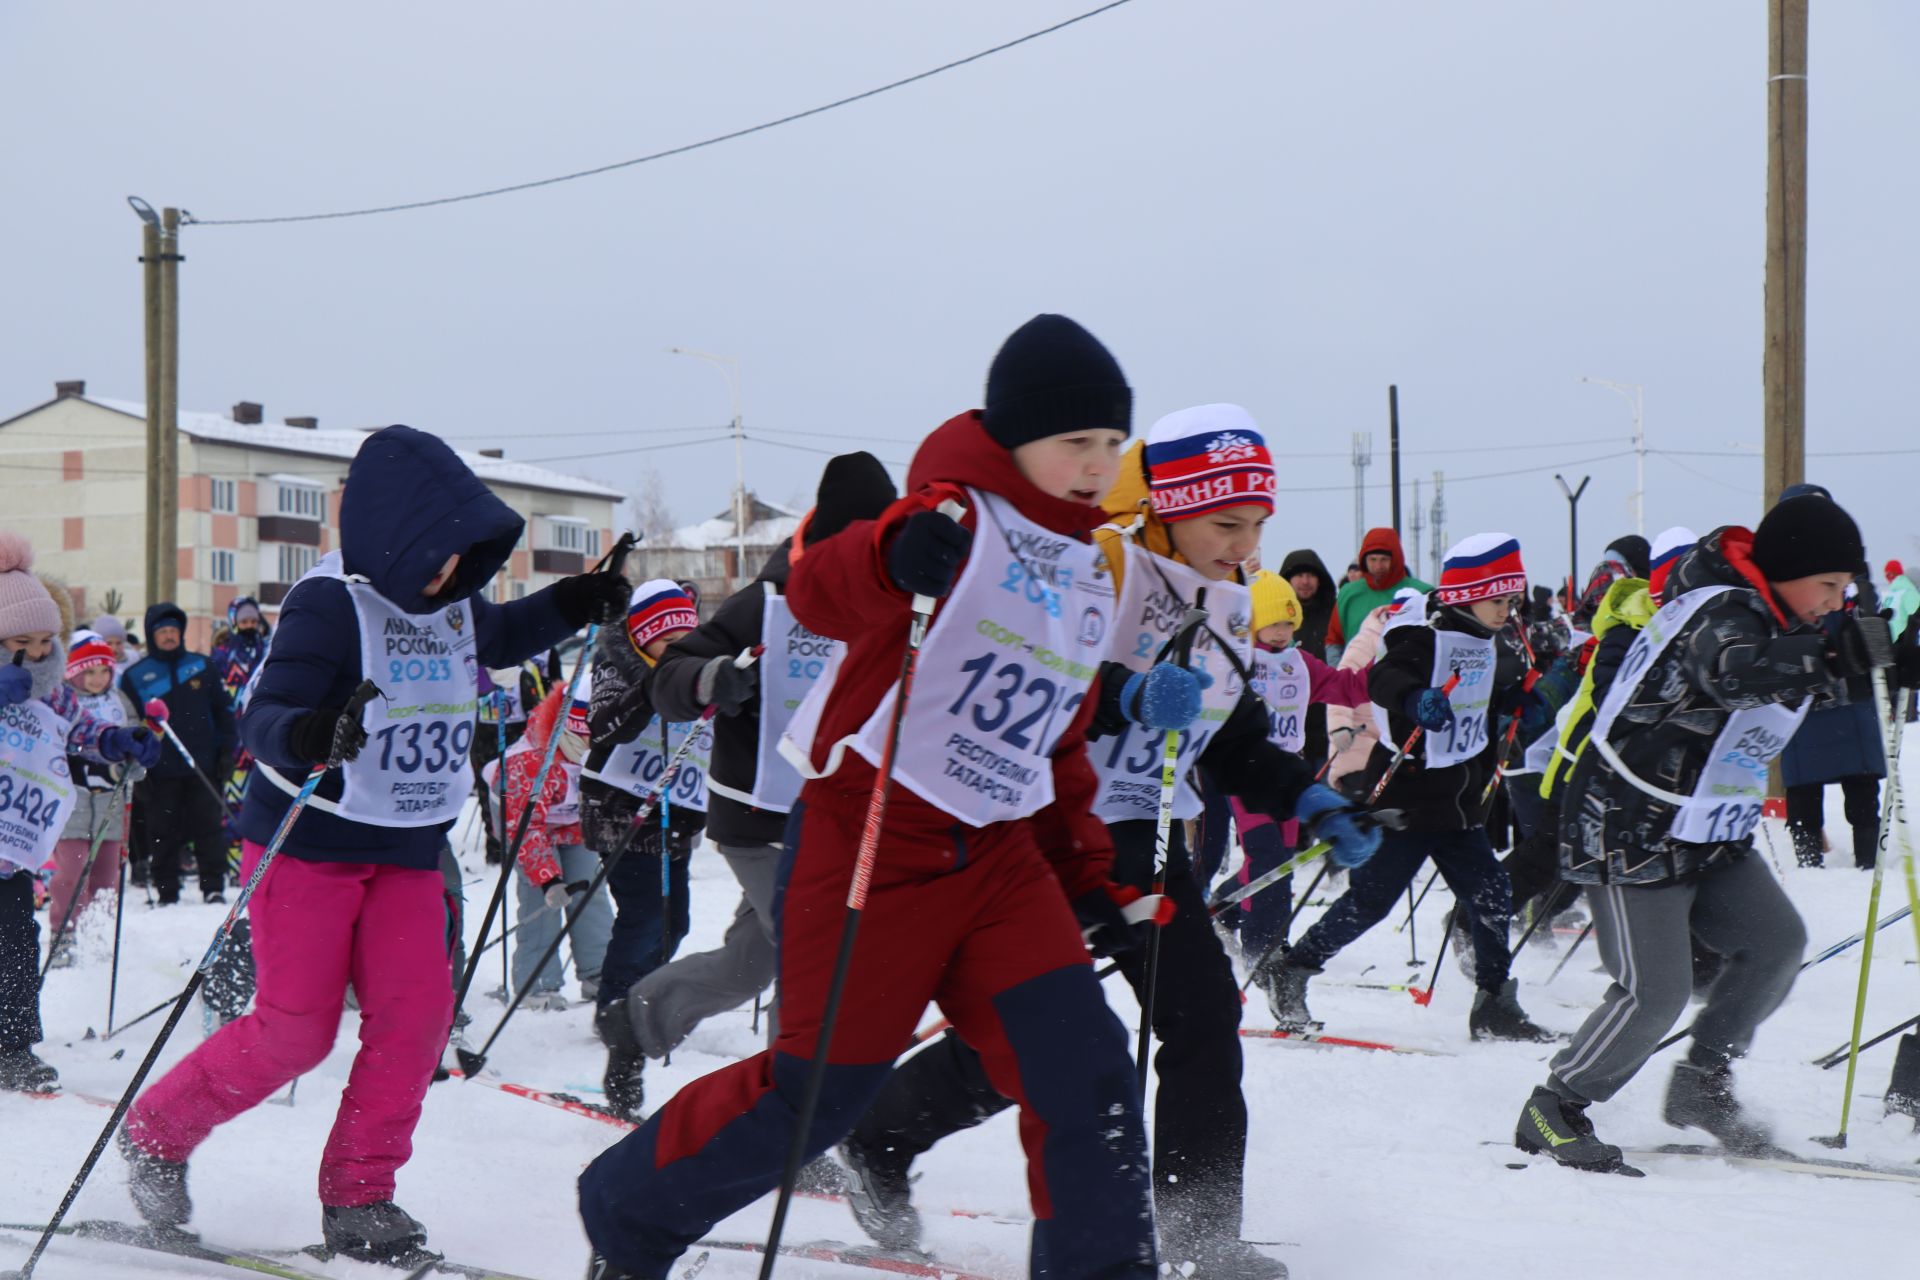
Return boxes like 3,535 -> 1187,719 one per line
1604,534 -> 1651,579
981,314 -> 1132,450
806,451 -> 897,546
1751,494 -> 1866,581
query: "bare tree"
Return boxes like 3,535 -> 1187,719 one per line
633,467 -> 678,545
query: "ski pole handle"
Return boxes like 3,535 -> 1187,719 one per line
910,498 -> 969,616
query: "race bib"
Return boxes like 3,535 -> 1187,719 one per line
1251,646 -> 1309,754
589,717 -> 713,814
0,700 -> 76,872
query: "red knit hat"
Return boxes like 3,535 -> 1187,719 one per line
1143,405 -> 1276,523
1649,526 -> 1698,604
66,638 -> 116,680
1436,533 -> 1526,606
625,579 -> 699,655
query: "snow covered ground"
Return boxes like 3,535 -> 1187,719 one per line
7,754 -> 1920,1279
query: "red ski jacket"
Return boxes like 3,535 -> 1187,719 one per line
786,411 -> 1117,899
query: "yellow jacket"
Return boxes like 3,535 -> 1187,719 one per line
1539,576 -> 1656,795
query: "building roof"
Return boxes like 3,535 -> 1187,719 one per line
68,396 -> 624,501
672,493 -> 802,550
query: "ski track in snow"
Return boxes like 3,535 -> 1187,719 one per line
6,763 -> 1919,1279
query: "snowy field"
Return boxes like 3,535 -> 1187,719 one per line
6,754 -> 1920,1280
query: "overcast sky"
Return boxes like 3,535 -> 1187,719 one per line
5,1 -> 1916,589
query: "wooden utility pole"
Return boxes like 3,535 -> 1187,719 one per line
137,205 -> 163,611
156,208 -> 182,605
1762,0 -> 1808,508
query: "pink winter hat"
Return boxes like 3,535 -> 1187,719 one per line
0,533 -> 61,639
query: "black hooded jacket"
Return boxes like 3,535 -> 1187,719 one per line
1279,549 -> 1340,661
1558,525 -> 1844,886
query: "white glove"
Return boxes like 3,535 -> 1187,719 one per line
543,881 -> 571,911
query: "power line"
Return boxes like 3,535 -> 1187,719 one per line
1272,449 -> 1635,493
519,434 -> 734,466
179,1 -> 1140,228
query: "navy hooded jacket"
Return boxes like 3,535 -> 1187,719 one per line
120,601 -> 236,779
236,425 -> 580,868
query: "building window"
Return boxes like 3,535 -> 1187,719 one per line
587,528 -> 602,558
210,478 -> 237,513
276,543 -> 318,583
511,582 -> 527,600
277,481 -> 326,520
550,520 -> 585,552
209,550 -> 236,584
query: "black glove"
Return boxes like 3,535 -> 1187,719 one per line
1071,889 -> 1146,961
1086,661 -> 1133,741
887,509 -> 972,599
289,705 -> 369,765
553,570 -> 633,628
1827,613 -> 1893,680
697,654 -> 759,716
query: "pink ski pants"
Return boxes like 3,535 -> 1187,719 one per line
126,841 -> 455,1205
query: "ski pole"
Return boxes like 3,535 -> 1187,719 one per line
1817,630 -> 1899,1150
1409,907 -> 1453,1007
1232,854 -> 1335,993
1546,920 -> 1592,983
141,700 -> 239,823
1479,712 -> 1525,807
105,844 -> 128,1036
454,534 -> 631,1022
104,992 -> 177,1041
1394,869 -> 1440,934
1369,671 -> 1461,805
758,499 -> 963,1280
494,689 -> 510,1003
1817,1013 -> 1920,1070
457,650 -> 757,1078
1137,596 -> 1208,1093
16,679 -> 378,1280
40,766 -> 138,979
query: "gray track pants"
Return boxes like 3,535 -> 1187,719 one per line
625,840 -> 781,1058
1549,853 -> 1807,1104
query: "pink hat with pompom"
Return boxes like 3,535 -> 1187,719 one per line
0,533 -> 60,640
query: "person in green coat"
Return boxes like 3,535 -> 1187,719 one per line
1334,526 -> 1432,647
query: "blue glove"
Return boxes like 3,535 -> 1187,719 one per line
1295,782 -> 1382,869
1404,687 -> 1456,732
1120,663 -> 1212,733
100,726 -> 162,770
0,662 -> 30,707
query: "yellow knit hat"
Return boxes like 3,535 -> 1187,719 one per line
1250,570 -> 1301,632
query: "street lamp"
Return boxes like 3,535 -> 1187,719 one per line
1555,473 -> 1591,614
1581,376 -> 1645,536
670,347 -> 746,541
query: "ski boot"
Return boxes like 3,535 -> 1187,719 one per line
1161,1233 -> 1289,1279
1663,1058 -> 1774,1154
321,1200 -> 436,1266
595,1003 -> 646,1121
0,1047 -> 59,1093
1790,824 -> 1823,869
1252,953 -> 1319,1031
1469,979 -> 1555,1043
586,1251 -> 639,1279
118,1128 -> 192,1227
1514,1086 -> 1639,1175
839,1139 -> 922,1251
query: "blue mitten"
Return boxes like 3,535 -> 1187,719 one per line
100,726 -> 162,770
1121,663 -> 1211,733
1295,782 -> 1382,869
1404,686 -> 1456,732
0,663 -> 30,707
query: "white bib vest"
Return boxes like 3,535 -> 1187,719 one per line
1251,646 -> 1310,754
706,583 -> 836,816
1090,540 -> 1253,824
1373,623 -> 1496,768
258,552 -> 480,827
783,489 -> 1113,829
1590,585 -> 1810,844
587,717 -> 713,814
0,699 -> 77,872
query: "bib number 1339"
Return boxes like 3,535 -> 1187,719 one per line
375,720 -> 474,775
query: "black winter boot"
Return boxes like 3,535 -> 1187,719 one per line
1160,1233 -> 1289,1279
119,1128 -> 193,1228
595,1002 -> 646,1121
0,1047 -> 58,1093
1253,954 -> 1320,1031
1470,979 -> 1555,1043
1514,1086 -> 1640,1174
586,1251 -> 640,1279
1790,823 -> 1824,869
321,1200 -> 435,1266
1663,1059 -> 1773,1154
839,1139 -> 922,1251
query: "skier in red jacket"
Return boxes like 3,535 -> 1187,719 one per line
579,315 -> 1161,1279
